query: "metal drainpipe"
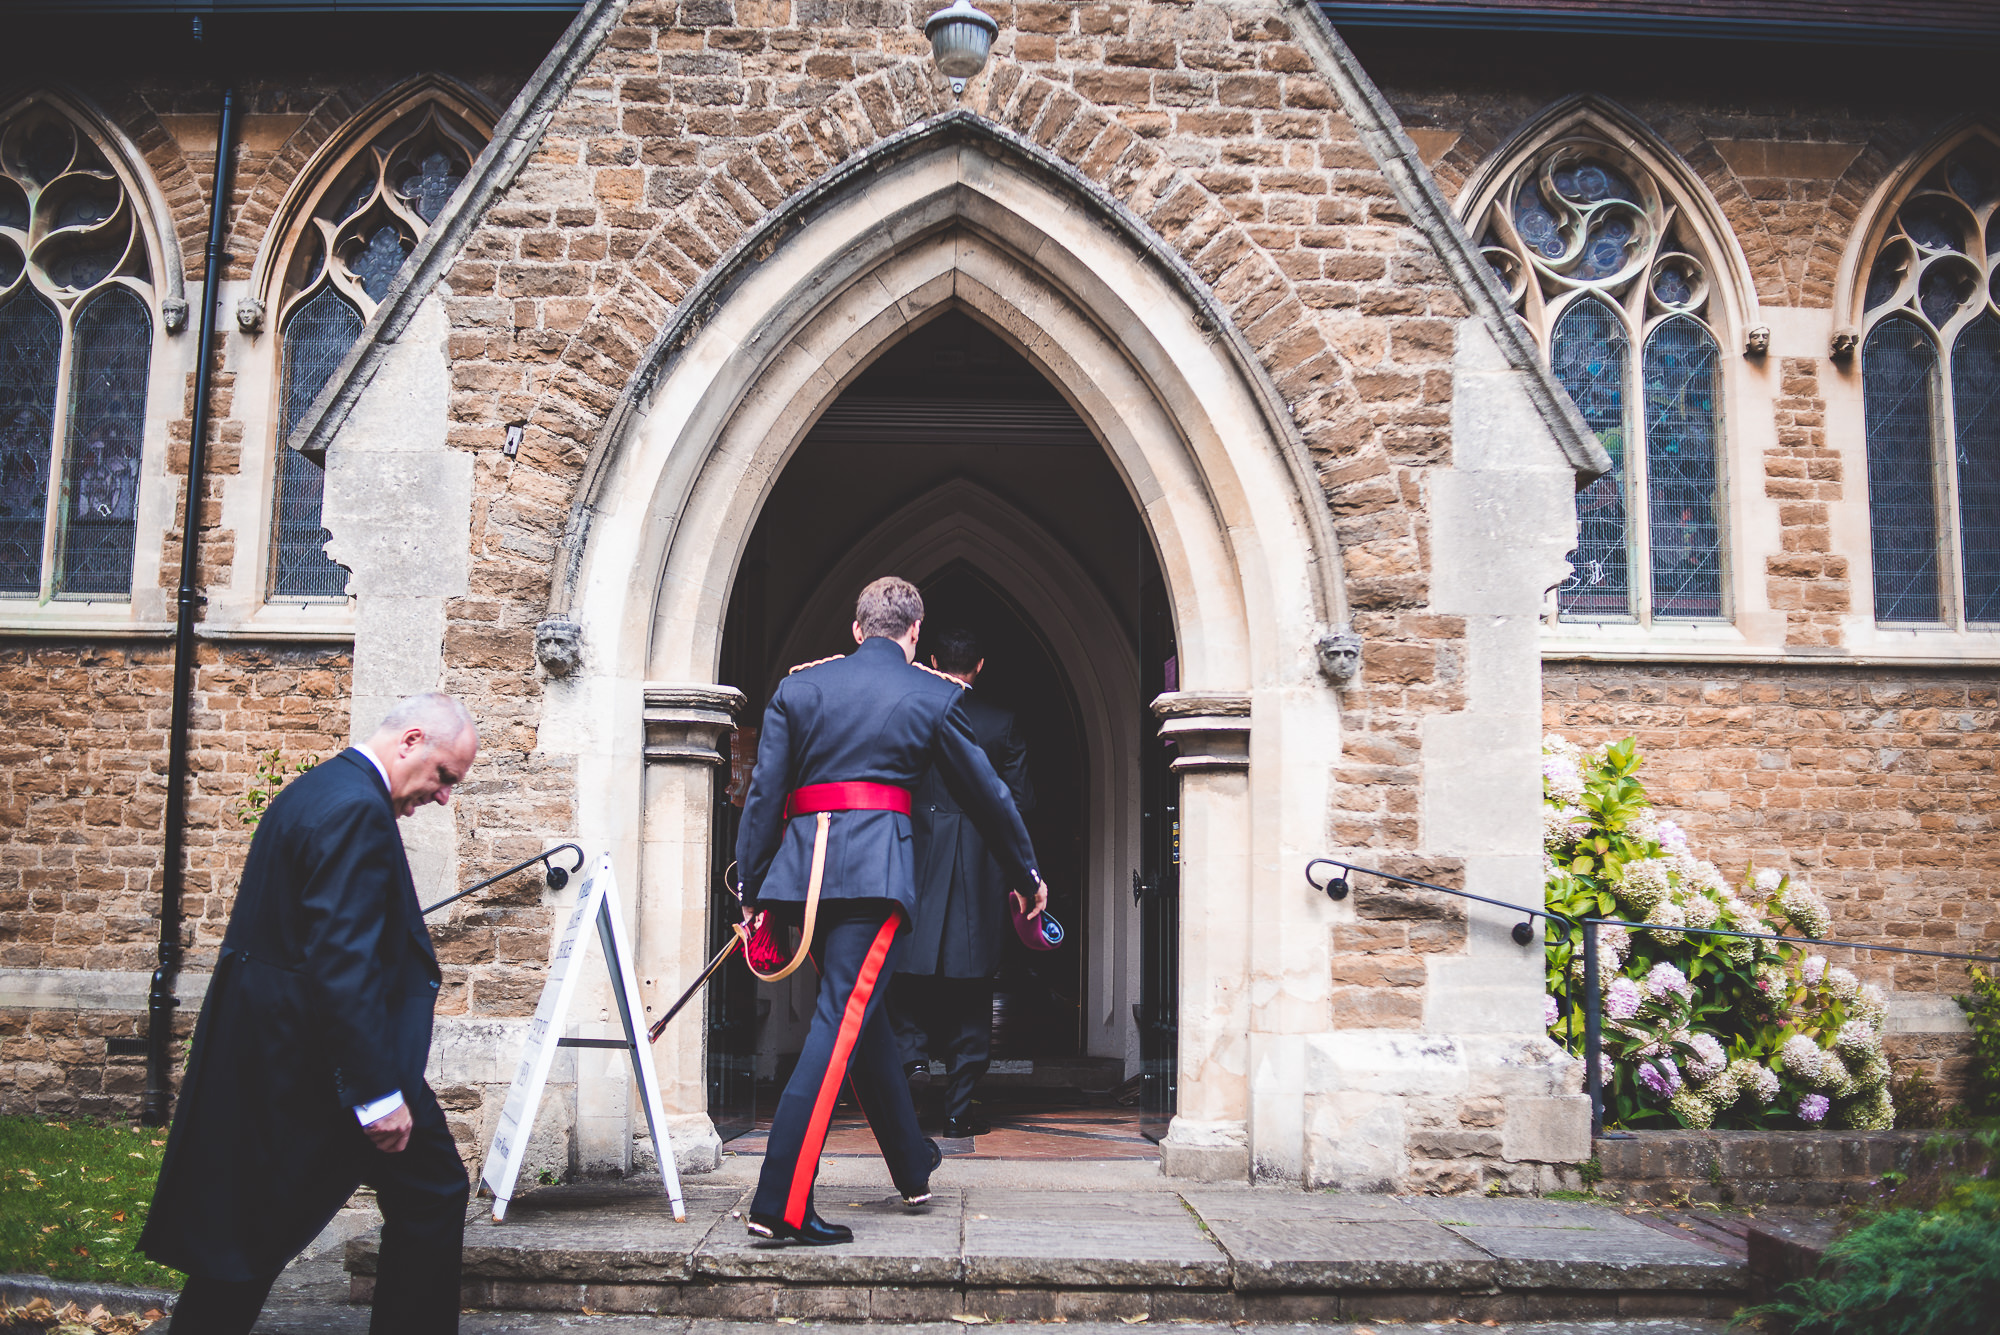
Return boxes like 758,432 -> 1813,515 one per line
142,72 -> 237,1127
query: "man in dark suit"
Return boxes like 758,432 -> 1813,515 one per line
736,577 -> 1044,1245
892,626 -> 1034,1142
142,692 -> 480,1335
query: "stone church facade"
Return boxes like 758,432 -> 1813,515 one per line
1,0 -> 1992,1192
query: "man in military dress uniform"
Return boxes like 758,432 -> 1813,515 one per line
892,626 -> 1034,1142
735,577 -> 1044,1245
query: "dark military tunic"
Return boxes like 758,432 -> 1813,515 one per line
736,635 -> 1039,914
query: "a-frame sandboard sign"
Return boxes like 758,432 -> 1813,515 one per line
478,853 -> 686,1223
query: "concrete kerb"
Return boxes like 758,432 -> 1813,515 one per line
0,1273 -> 178,1316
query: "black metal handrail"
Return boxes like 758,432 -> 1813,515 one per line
1305,857 -> 1574,946
1572,915 -> 2000,1139
422,843 -> 586,916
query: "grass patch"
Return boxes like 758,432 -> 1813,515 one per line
1543,1189 -> 1598,1201
0,1117 -> 179,1290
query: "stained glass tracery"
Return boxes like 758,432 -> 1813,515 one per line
269,103 -> 483,599
1479,132 -> 1727,623
1861,138 -> 2000,626
0,105 -> 154,599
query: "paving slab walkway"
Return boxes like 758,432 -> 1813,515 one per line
345,1160 -> 1745,1325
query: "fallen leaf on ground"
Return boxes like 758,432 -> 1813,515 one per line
1119,1315 -> 1148,1324
947,1314 -> 988,1324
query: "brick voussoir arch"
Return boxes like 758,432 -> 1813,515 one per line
489,72 -> 1459,633
519,97 -> 1356,632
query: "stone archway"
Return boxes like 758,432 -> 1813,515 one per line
552,122 -> 1349,1180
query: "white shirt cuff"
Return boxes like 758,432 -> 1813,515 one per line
353,1091 -> 405,1125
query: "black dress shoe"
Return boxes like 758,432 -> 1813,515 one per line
905,1060 -> 931,1087
901,1138 -> 944,1206
746,1210 -> 854,1245
943,1115 -> 990,1138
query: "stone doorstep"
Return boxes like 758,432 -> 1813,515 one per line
345,1181 -> 1745,1319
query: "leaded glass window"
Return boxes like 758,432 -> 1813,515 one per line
1475,135 -> 1730,624
0,105 -> 154,599
1551,298 -> 1629,615
1860,137 -> 2000,626
267,104 -> 484,600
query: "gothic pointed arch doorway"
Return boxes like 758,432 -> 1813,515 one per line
560,121 -> 1347,1180
704,310 -> 1169,1149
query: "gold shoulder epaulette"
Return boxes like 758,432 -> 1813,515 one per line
788,655 -> 841,675
914,662 -> 969,688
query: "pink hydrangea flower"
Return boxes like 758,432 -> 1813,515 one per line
1798,1094 -> 1831,1124
1605,976 -> 1643,1020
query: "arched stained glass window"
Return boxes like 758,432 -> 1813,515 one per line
0,103 -> 155,600
1954,315 -> 2000,622
1474,131 -> 1730,624
272,287 -> 362,597
1551,298 -> 1629,616
1859,136 -> 2000,626
266,101 -> 485,599
0,290 -> 61,593
1644,316 -> 1723,618
1863,321 -> 1940,622
59,288 -> 150,593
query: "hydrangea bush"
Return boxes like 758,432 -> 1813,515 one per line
1542,735 -> 1894,1130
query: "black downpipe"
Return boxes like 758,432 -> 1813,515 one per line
142,75 -> 237,1127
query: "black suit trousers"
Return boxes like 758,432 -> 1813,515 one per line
751,902 -> 931,1227
891,974 -> 992,1125
166,1099 -> 467,1335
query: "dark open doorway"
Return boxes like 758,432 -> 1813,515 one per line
705,309 -> 1174,1153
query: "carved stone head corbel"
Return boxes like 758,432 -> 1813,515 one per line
535,617 -> 584,677
1315,627 -> 1363,686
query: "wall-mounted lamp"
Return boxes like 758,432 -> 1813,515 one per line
924,0 -> 999,97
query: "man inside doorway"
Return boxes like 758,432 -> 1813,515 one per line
894,626 -> 1035,1145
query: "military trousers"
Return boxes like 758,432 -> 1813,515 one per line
751,901 -> 933,1228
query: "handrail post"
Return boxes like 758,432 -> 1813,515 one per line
1582,917 -> 1604,1139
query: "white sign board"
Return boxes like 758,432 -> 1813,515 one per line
478,854 -> 685,1222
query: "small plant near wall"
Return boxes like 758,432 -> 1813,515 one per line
1957,965 -> 2000,1118
236,749 -> 318,827
1542,735 -> 1894,1131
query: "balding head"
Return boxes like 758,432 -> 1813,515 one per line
364,693 -> 479,818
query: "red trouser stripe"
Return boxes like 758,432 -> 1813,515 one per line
785,911 -> 902,1227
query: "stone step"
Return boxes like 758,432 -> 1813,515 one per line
346,1172 -> 1745,1324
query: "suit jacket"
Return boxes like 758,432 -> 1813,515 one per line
903,690 -> 1034,978
140,748 -> 443,1281
736,635 -> 1039,922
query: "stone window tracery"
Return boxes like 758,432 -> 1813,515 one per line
1477,138 -> 1727,624
0,105 -> 154,600
266,102 -> 485,600
1857,135 -> 2000,626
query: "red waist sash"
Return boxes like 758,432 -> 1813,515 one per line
784,781 -> 912,820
